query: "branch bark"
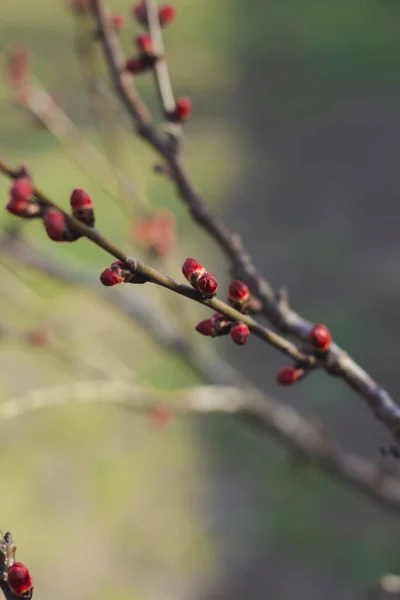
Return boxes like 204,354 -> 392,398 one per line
91,0 -> 400,448
3,379 -> 400,517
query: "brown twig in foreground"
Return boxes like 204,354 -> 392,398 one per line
0,157 -> 314,367
3,379 -> 400,517
91,0 -> 400,448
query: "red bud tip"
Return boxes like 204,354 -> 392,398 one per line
70,188 -> 92,211
7,563 -> 33,597
197,273 -> 218,297
230,323 -> 250,345
136,34 -> 153,53
27,327 -> 49,347
159,3 -> 176,26
100,267 -> 124,286
228,279 -> 250,309
125,57 -> 147,74
10,177 -> 32,202
195,318 -> 215,336
182,257 -> 205,284
112,14 -> 125,31
276,366 -> 303,386
150,406 -> 172,429
43,209 -> 66,241
310,324 -> 331,351
6,198 -> 27,216
172,96 -> 192,122
132,2 -> 146,22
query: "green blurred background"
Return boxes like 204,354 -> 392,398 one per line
2,1 -> 400,598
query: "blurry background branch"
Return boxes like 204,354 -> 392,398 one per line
3,379 -> 400,518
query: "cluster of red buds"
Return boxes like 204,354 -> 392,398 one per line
6,178 -> 96,243
276,324 -> 332,386
125,3 -> 176,74
0,531 -> 33,599
6,176 -> 40,219
132,2 -> 177,28
184,258 -> 251,346
130,210 -> 176,257
182,258 -> 218,298
126,3 -> 192,123
100,260 -> 148,286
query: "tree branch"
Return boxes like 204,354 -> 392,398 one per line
3,379 -> 400,517
0,156 -> 314,367
91,0 -> 400,448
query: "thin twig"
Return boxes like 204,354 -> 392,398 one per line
0,157 -> 313,366
91,0 -> 400,448
3,379 -> 400,517
0,229 -> 244,387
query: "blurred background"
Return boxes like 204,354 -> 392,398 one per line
1,0 -> 400,598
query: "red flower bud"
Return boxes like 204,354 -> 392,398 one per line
228,279 -> 249,310
136,34 -> 153,53
150,406 -> 172,429
171,96 -> 192,122
70,188 -> 94,227
276,366 -> 304,386
100,267 -> 124,286
159,3 -> 176,26
70,188 -> 92,211
27,327 -> 49,347
7,562 -> 33,597
230,323 -> 250,345
132,2 -> 146,23
43,209 -> 67,241
6,198 -> 41,219
310,324 -> 331,352
125,56 -> 151,74
112,14 -> 125,31
197,273 -> 218,297
182,257 -> 206,286
10,177 -> 32,202
195,318 -> 215,336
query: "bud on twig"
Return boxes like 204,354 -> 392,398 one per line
70,188 -> 95,227
159,4 -> 177,27
7,563 -> 33,598
182,257 -> 206,286
309,324 -> 331,352
197,272 -> 218,298
42,209 -> 80,242
169,97 -> 192,123
228,279 -> 250,312
230,323 -> 250,345
276,366 -> 305,386
195,313 -> 232,337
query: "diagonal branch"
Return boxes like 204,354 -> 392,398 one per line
91,0 -> 400,448
3,379 -> 400,517
0,156 -> 314,367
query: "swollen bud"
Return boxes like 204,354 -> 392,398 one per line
230,323 -> 250,345
228,280 -> 250,311
159,4 -> 176,26
197,273 -> 218,297
276,366 -> 305,386
70,188 -> 95,227
170,97 -> 192,123
10,177 -> 32,202
309,324 -> 331,352
182,257 -> 206,286
7,562 -> 33,598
